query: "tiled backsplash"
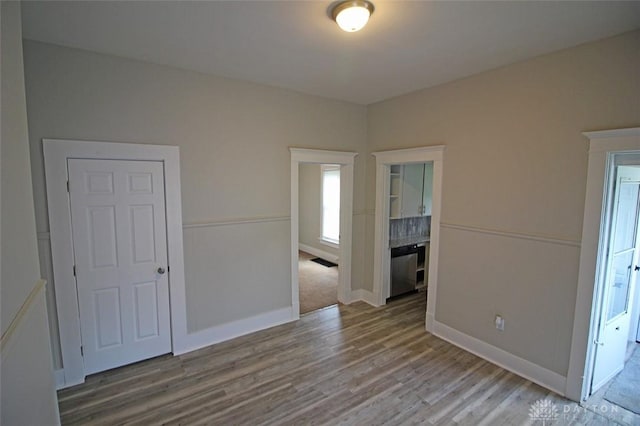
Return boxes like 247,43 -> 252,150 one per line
389,216 -> 431,240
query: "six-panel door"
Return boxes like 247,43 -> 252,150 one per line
68,159 -> 171,375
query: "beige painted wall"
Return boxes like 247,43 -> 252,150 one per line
22,41 -> 368,361
1,1 -> 41,333
20,24 -> 640,387
298,163 -> 340,259
366,30 -> 640,375
0,2 -> 59,423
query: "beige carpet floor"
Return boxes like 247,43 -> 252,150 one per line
298,251 -> 338,314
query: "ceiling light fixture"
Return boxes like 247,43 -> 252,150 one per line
331,0 -> 375,33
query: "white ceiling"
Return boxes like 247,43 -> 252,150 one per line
21,1 -> 640,105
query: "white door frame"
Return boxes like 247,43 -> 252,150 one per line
290,148 -> 357,317
566,128 -> 640,402
371,146 -> 445,327
590,165 -> 640,392
43,139 -> 187,388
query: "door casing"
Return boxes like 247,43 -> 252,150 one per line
566,128 -> 640,402
371,145 -> 445,320
590,166 -> 640,393
290,148 -> 357,316
44,139 -> 187,389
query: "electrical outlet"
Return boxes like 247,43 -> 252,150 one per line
495,315 -> 505,331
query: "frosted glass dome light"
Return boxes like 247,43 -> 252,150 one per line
331,1 -> 375,33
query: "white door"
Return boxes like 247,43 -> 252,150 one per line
591,166 -> 640,392
68,159 -> 171,375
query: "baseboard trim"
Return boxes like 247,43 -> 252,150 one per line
349,289 -> 379,307
426,312 -> 435,332
299,243 -> 339,264
174,306 -> 295,355
54,369 -> 66,390
56,371 -> 84,390
432,319 -> 567,396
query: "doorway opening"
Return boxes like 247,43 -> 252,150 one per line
566,128 -> 640,406
371,146 -> 444,331
289,148 -> 357,319
589,162 -> 640,394
387,162 -> 433,303
584,155 -> 640,422
298,163 -> 340,314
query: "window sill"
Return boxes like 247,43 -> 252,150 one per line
319,237 -> 339,249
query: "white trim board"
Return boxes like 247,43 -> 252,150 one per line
431,319 -> 567,396
298,243 -> 339,264
175,307 -> 295,355
566,128 -> 640,402
583,127 -> 640,142
54,369 -> 65,390
349,289 -> 378,307
290,148 -> 357,320
371,146 -> 445,316
43,139 -> 187,388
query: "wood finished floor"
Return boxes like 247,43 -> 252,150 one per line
58,293 -> 623,425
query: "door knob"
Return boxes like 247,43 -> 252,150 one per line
157,267 -> 166,275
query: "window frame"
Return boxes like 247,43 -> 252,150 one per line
319,164 -> 341,247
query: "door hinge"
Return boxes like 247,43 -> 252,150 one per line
167,266 -> 170,272
73,265 -> 76,276
67,180 -> 70,192
80,345 -> 83,356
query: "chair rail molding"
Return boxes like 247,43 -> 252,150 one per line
0,280 -> 47,352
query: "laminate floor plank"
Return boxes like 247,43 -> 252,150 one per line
58,292 -> 628,425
